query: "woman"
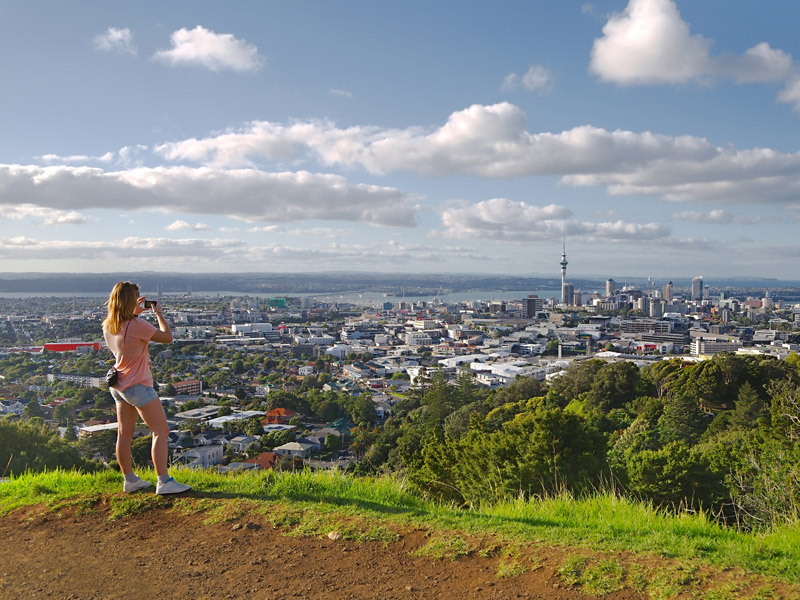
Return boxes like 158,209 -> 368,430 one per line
102,281 -> 190,495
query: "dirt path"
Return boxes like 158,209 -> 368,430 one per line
0,501 -> 645,600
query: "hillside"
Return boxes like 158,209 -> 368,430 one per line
1,471 -> 799,599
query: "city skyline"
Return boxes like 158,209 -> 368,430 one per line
2,1 -> 800,277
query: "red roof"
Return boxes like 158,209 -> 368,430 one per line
245,452 -> 279,470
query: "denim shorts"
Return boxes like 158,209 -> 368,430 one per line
111,384 -> 159,408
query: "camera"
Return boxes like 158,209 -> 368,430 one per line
143,300 -> 155,309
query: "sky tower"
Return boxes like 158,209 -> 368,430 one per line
560,239 -> 568,303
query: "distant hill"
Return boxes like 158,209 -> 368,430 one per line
0,272 -> 602,295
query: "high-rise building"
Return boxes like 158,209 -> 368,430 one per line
560,240 -> 569,304
663,281 -> 673,302
692,276 -> 704,301
525,295 -> 544,318
606,278 -> 616,298
562,283 -> 575,306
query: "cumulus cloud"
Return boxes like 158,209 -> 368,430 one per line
0,164 -> 420,227
590,0 -> 712,85
590,0 -> 797,107
153,26 -> 263,72
93,27 -> 136,55
562,145 -> 800,205
165,220 -> 210,231
155,102 -> 718,178
439,198 -> 669,242
0,204 -> 86,226
502,65 -> 552,93
152,102 -> 800,208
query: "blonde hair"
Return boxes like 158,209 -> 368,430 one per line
102,281 -> 139,334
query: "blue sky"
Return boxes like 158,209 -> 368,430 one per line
1,0 -> 799,280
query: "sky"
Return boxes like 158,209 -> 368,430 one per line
1,0 -> 800,281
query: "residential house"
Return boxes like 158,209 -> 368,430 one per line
263,407 -> 296,424
245,451 -> 280,471
173,445 -> 224,468
225,435 -> 260,453
272,441 -> 314,459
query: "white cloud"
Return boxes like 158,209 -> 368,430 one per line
0,204 -> 86,226
248,225 -> 283,233
155,103 -> 717,178
670,210 -> 767,224
39,152 -> 114,164
153,26 -> 263,72
439,198 -> 669,241
150,102 -> 800,207
731,42 -> 793,84
589,0 -> 796,102
778,75 -> 800,114
0,164 -> 420,227
502,65 -> 552,93
166,220 -> 210,231
328,89 -> 353,99
93,27 -> 136,55
589,0 -> 712,85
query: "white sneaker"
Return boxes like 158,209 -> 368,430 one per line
156,477 -> 192,495
123,477 -> 152,493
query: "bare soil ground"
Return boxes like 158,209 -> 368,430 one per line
0,500 -> 795,600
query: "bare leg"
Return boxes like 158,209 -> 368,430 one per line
136,397 -> 170,477
115,400 -> 138,475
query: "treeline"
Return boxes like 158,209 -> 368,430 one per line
356,353 -> 800,531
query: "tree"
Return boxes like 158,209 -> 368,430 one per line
454,366 -> 476,408
24,401 -> 45,419
731,381 -> 767,429
315,400 -> 341,422
349,426 -> 377,462
324,433 -> 342,452
657,393 -> 708,446
350,393 -> 377,426
131,435 -> 153,468
0,420 -> 89,475
420,370 -> 453,430
624,442 -> 721,510
245,416 -> 264,437
261,429 -> 295,449
584,361 -> 640,413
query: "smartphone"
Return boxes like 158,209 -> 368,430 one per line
143,300 -> 155,309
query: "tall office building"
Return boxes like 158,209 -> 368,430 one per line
691,276 -> 704,301
606,278 -> 616,298
663,281 -> 673,302
525,295 -> 544,318
562,283 -> 575,306
560,240 -> 569,304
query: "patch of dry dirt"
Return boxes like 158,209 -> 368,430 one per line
0,499 -> 794,600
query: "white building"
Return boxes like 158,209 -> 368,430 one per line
174,445 -> 224,468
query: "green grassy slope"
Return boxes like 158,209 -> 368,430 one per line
2,468 -> 799,597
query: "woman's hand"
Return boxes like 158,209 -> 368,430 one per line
135,296 -> 147,315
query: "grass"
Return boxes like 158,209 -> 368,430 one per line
2,467 -> 800,597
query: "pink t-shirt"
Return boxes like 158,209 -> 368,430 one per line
103,317 -> 158,391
